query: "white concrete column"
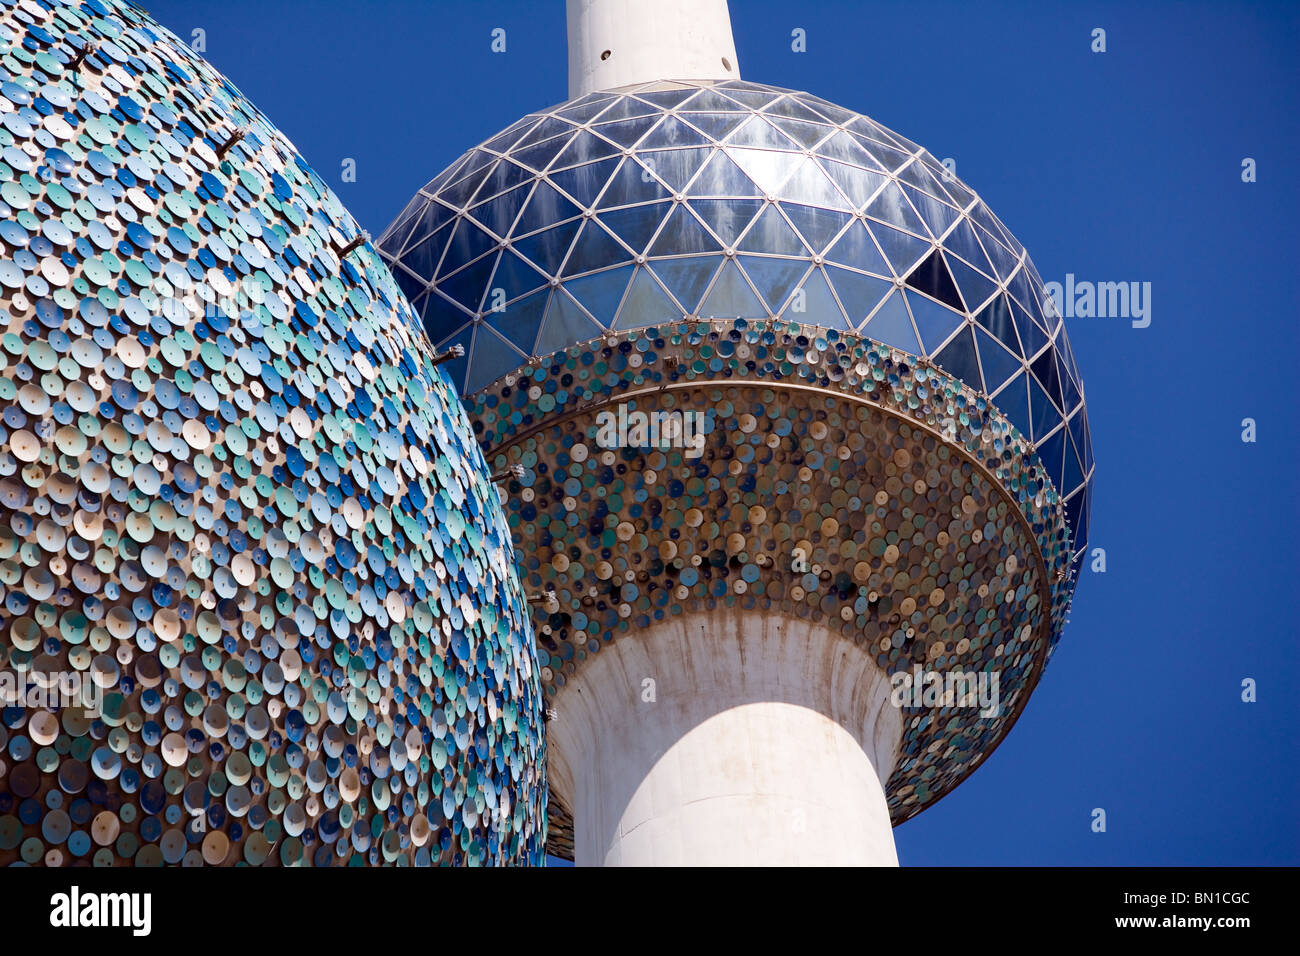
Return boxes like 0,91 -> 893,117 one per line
566,0 -> 741,98
547,611 -> 903,866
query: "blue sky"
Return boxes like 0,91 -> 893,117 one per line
141,0 -> 1300,865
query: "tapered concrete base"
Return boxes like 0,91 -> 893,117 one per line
547,611 -> 903,866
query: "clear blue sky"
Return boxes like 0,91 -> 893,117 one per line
141,0 -> 1299,865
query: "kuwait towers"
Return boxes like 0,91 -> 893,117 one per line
379,0 -> 1093,865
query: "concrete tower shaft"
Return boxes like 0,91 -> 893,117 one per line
566,0 -> 741,97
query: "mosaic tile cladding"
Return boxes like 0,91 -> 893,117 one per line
0,0 -> 545,866
382,79 -> 1093,857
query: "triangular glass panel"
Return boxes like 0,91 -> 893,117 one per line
563,265 -> 634,323
592,115 -> 659,149
1015,301 -> 1050,360
483,116 -> 541,153
393,264 -> 429,305
515,117 -> 577,149
591,96 -> 656,123
818,159 -> 887,209
869,223 -> 930,275
943,217 -> 995,277
563,220 -> 632,276
649,205 -> 722,256
824,266 -> 891,326
991,373 -> 1032,441
726,115 -> 799,150
487,251 -> 547,303
474,160 -> 534,202
552,130 -> 622,168
537,289 -> 603,355
932,326 -> 981,387
440,162 -> 495,208
784,267 -> 849,330
861,291 -> 920,353
946,254 -> 998,312
906,290 -> 963,356
465,324 -> 528,394
681,88 -> 745,112
1068,409 -> 1091,474
1062,427 -> 1085,499
486,288 -> 548,355
699,260 -> 767,318
689,198 -> 764,246
797,94 -> 857,126
402,223 -> 451,281
780,203 -> 851,256
1030,346 -> 1065,412
1034,424 -> 1067,493
866,181 -> 928,236
738,204 -> 808,255
640,116 -> 712,149
438,219 -> 495,278
419,291 -> 472,344
597,202 -> 672,255
850,133 -> 909,172
728,147 -> 802,195
437,252 -> 497,312
596,158 -> 671,208
973,326 -> 1022,394
1027,374 -> 1061,442
513,182 -> 582,236
511,219 -> 582,277
469,183 -> 531,237
407,201 -> 457,247
683,111 -> 749,142
632,88 -> 698,109
638,148 -> 711,192
815,130 -> 882,169
738,255 -> 809,314
651,256 -> 721,313
902,184 -> 960,239
557,98 -> 617,124
978,227 -> 1021,282
510,133 -> 575,174
781,159 -> 852,209
905,250 -> 964,311
549,157 -> 618,209
379,204 -> 426,257
1059,353 -> 1081,416
825,220 -> 890,275
975,293 -> 1021,356
615,267 -> 682,329
721,86 -> 780,110
769,117 -> 832,150
763,96 -> 833,123
688,150 -> 762,197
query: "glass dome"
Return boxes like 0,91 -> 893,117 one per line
379,79 -> 1092,555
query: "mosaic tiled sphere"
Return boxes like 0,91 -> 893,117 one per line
380,79 -> 1091,556
0,0 -> 545,866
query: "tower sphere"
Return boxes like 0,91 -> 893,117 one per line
380,5 -> 1092,865
0,0 -> 544,866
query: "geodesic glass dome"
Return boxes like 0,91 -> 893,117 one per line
378,79 -> 1092,558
